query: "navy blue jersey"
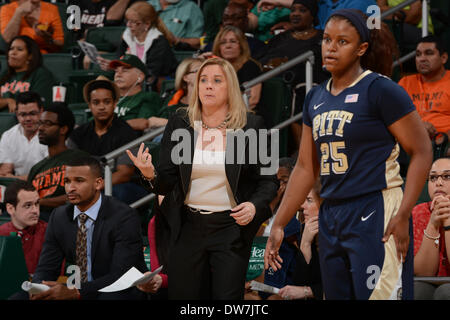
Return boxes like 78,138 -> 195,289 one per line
303,71 -> 415,200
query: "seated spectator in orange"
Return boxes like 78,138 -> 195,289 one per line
0,180 -> 47,276
0,36 -> 55,111
413,157 -> 450,299
398,36 -> 450,139
0,0 -> 64,53
0,91 -> 48,179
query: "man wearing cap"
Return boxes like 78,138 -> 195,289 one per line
109,54 -> 168,132
67,76 -> 148,205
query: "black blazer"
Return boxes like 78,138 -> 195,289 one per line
144,110 -> 279,248
32,195 -> 147,300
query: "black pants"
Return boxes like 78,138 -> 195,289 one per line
168,208 -> 249,300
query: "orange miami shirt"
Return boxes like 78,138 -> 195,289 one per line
399,71 -> 450,133
30,164 -> 66,199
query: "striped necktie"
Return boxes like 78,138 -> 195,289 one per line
76,213 -> 88,282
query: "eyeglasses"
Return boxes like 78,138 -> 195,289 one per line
37,120 -> 59,127
219,39 -> 239,46
428,174 -> 450,183
17,111 -> 40,117
125,20 -> 143,27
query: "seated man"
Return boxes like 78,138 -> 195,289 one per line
27,103 -> 89,222
147,0 -> 204,50
0,91 -> 48,179
0,180 -> 47,276
413,157 -> 450,300
67,76 -> 148,205
30,156 -> 147,300
399,36 -> 450,143
109,54 -> 167,132
0,0 -> 64,53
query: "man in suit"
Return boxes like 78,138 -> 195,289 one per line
30,156 -> 147,300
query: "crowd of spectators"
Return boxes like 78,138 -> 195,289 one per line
0,0 -> 449,301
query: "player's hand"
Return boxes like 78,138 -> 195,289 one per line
126,142 -> 155,180
264,226 -> 284,271
382,213 -> 409,262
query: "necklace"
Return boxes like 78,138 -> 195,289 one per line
291,28 -> 316,39
202,119 -> 227,130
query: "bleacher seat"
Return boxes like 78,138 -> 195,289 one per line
42,53 -> 74,84
0,113 -> 18,138
0,55 -> 7,73
68,69 -> 114,103
85,26 -> 126,53
173,50 -> 196,63
72,109 -> 88,125
0,235 -> 29,299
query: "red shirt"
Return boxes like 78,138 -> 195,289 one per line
148,216 -> 168,288
0,220 -> 47,275
412,202 -> 450,276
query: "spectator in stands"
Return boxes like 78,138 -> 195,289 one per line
159,57 -> 204,119
29,156 -> 147,300
378,0 -> 434,47
69,0 -> 136,39
0,0 -> 64,53
97,1 -> 178,91
127,58 -> 278,299
413,157 -> 450,300
0,91 -> 47,179
67,76 -> 148,205
203,2 -> 266,60
248,0 -> 291,42
0,180 -> 47,276
255,0 -> 377,29
109,54 -> 166,132
210,25 -> 263,109
0,36 -> 54,112
398,36 -> 449,142
259,0 -> 328,151
27,103 -> 88,222
146,0 -> 204,50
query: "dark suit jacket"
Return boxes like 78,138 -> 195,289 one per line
32,195 -> 147,300
143,109 -> 279,250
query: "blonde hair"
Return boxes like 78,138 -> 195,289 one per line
212,25 -> 251,71
174,57 -> 204,91
125,1 -> 176,46
188,58 -> 247,130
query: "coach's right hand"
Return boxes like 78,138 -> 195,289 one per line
126,142 -> 155,180
264,226 -> 284,271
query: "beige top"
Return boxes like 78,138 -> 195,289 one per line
185,147 -> 237,213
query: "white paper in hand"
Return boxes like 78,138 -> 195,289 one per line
99,266 -> 163,292
21,281 -> 50,295
77,40 -> 100,65
249,280 -> 280,294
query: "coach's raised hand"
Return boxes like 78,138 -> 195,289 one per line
126,142 -> 155,180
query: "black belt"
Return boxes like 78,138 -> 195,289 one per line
185,206 -> 231,214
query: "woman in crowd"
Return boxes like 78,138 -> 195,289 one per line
159,57 -> 204,119
211,25 -> 263,110
413,157 -> 450,300
264,9 -> 432,300
0,35 -> 54,111
128,57 -> 278,299
98,1 -> 178,90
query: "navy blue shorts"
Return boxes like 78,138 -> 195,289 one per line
318,187 -> 413,300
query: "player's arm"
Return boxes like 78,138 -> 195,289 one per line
384,110 -> 433,259
265,124 -> 319,271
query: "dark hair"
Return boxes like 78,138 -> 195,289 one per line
4,180 -> 36,207
86,80 -> 117,102
0,36 -> 43,85
419,35 -> 446,55
15,91 -> 43,109
327,11 -> 399,77
65,156 -> 104,178
44,102 -> 75,138
279,157 -> 296,172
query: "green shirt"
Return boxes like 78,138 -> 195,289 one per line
0,67 -> 55,107
250,6 -> 291,42
147,0 -> 204,38
115,91 -> 163,121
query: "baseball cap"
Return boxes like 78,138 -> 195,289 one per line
109,54 -> 148,77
